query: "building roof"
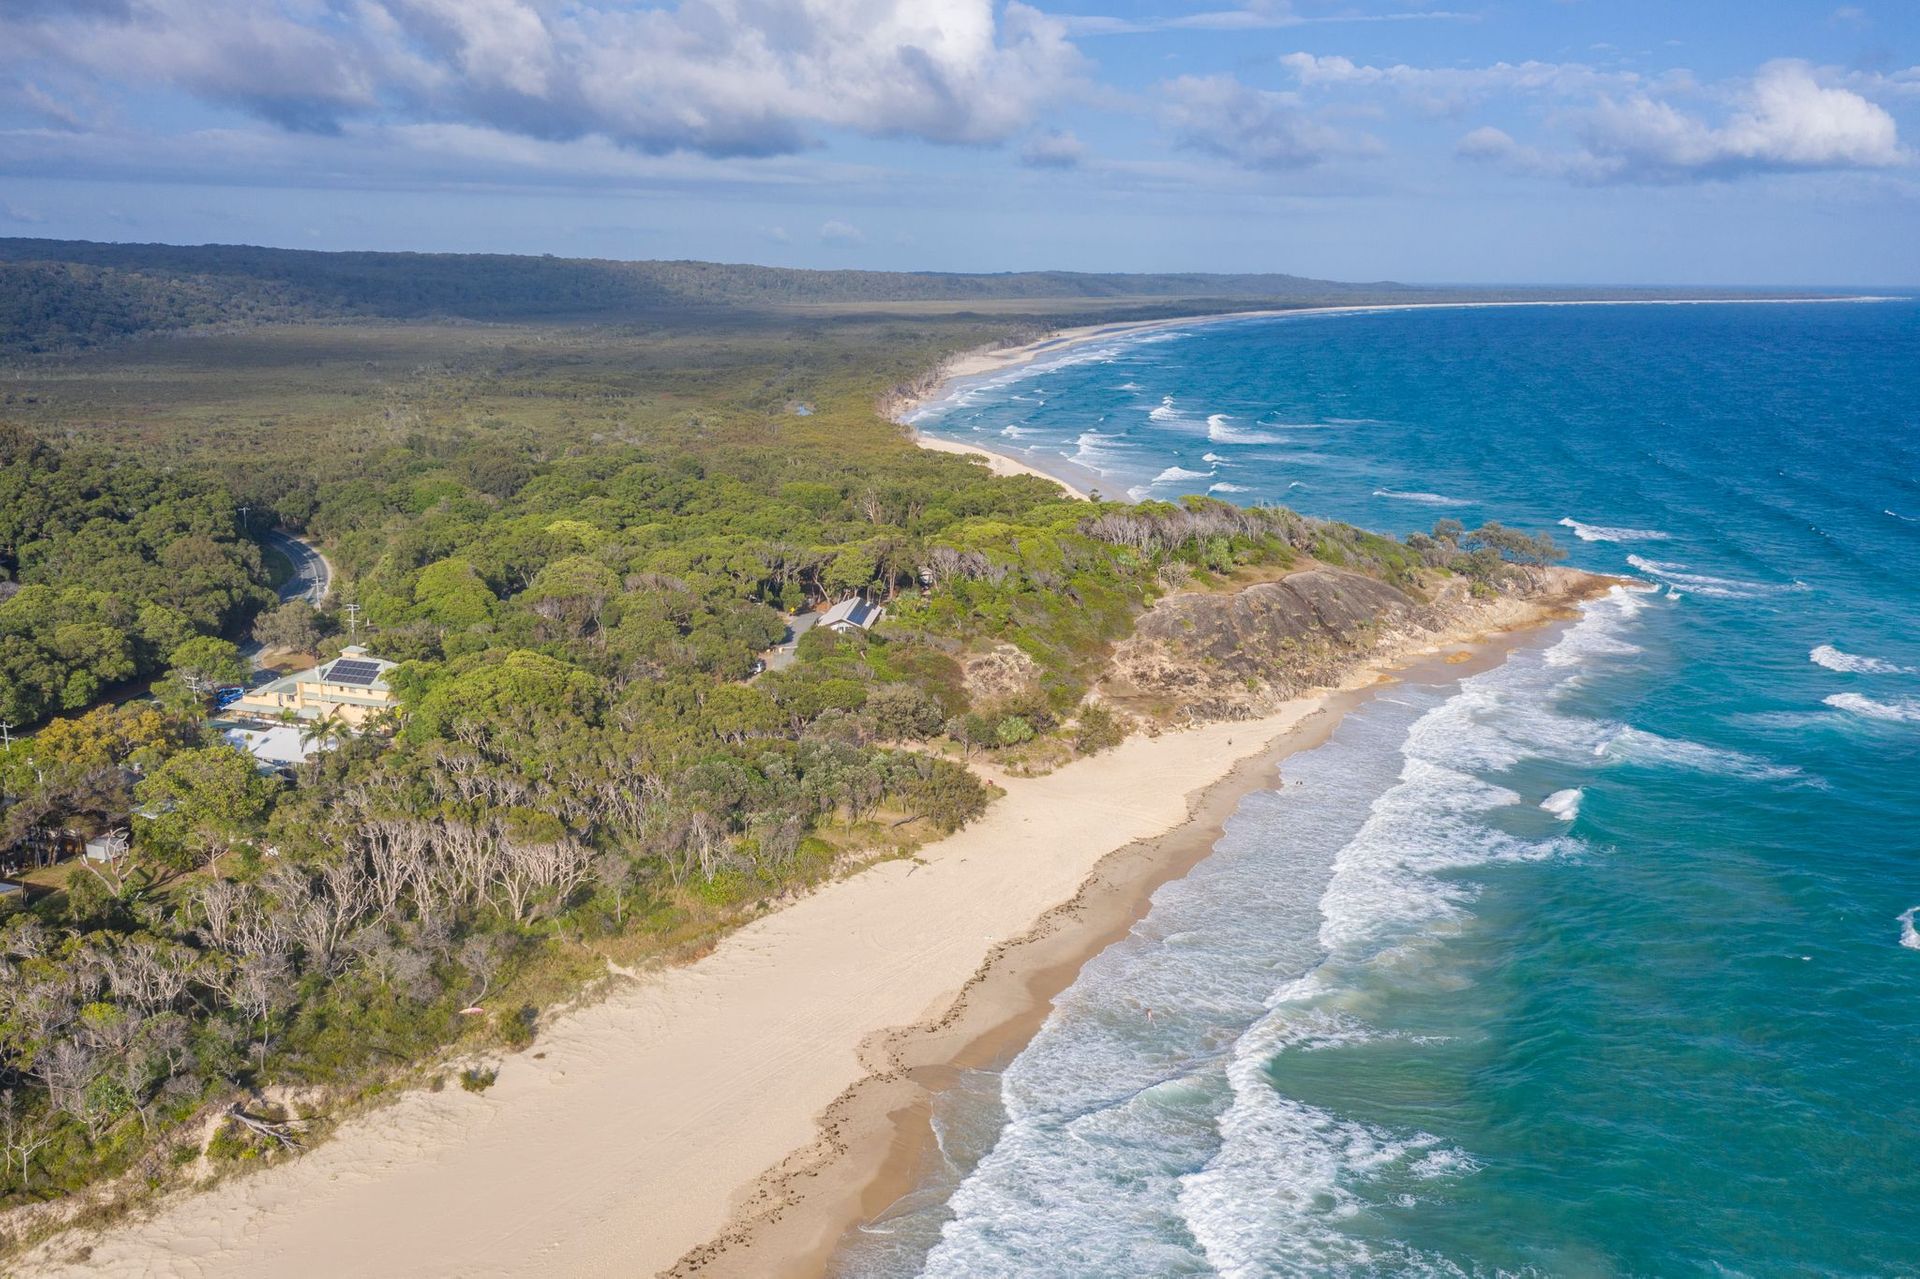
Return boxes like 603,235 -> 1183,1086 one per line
315,646 -> 397,690
820,597 -> 885,630
232,645 -> 398,719
220,722 -> 330,768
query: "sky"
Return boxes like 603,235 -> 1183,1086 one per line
1,0 -> 1917,285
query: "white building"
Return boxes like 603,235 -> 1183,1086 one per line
221,722 -> 331,769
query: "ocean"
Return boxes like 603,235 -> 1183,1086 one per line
843,300 -> 1920,1277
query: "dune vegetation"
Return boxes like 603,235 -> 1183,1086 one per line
0,246 -> 1563,1236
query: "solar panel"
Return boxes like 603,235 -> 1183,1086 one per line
326,659 -> 382,686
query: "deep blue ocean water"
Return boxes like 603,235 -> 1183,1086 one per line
845,301 -> 1920,1278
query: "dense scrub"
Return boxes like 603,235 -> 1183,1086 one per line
0,300 -> 1565,1225
0,424 -> 270,724
0,238 -> 1444,353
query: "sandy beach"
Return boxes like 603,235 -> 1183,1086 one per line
912,434 -> 1092,500
10,570 -> 1597,1279
15,700 -> 1339,1279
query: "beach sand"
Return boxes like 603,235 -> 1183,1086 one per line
15,702 -> 1337,1279
9,297 -> 1666,1279
912,435 -> 1092,500
12,579 -> 1591,1279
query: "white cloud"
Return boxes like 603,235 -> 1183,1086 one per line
0,117 -> 887,195
1160,73 -> 1377,171
1462,60 -> 1906,184
1454,124 -> 1607,182
0,0 -> 1085,156
1062,3 -> 1472,36
1278,50 -> 1641,114
818,218 -> 865,244
1020,128 -> 1086,168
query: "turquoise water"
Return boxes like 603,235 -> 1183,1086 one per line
850,301 -> 1920,1278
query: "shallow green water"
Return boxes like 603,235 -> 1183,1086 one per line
844,301 -> 1920,1277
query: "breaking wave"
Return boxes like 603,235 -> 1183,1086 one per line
1625,555 -> 1806,601
1595,726 -> 1803,780
1374,488 -> 1472,506
1540,788 -> 1583,821
1824,693 -> 1920,723
1071,429 -> 1133,471
1810,645 -> 1914,675
1900,907 -> 1920,951
1206,415 -> 1287,445
1558,517 -> 1671,543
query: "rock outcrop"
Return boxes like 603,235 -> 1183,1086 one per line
1105,565 -> 1605,721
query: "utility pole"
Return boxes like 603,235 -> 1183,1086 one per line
343,602 -> 362,640
236,505 -> 252,530
0,721 -> 12,749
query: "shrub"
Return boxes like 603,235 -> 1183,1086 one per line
459,1066 -> 499,1093
500,1005 -> 538,1051
994,716 -> 1034,747
1072,702 -> 1126,756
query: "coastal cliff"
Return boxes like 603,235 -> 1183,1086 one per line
1105,565 -> 1610,721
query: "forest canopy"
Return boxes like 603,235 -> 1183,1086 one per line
0,424 -> 270,724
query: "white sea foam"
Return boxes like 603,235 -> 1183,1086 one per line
1201,451 -> 1232,465
1070,429 -> 1132,471
999,424 -> 1033,439
1558,517 -> 1671,543
1625,554 -> 1806,600
1824,692 -> 1920,723
1209,482 -> 1251,493
1206,415 -> 1287,445
1151,465 -> 1214,484
920,591 -> 1648,1279
1596,726 -> 1803,780
1540,788 -> 1583,821
1810,644 -> 1915,675
1373,488 -> 1472,506
1899,907 -> 1920,951
1887,509 -> 1917,522
1544,586 -> 1651,668
1176,1004 -> 1453,1277
1149,396 -> 1183,423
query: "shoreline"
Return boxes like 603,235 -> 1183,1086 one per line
895,294 -> 1897,502
912,434 -> 1094,500
666,574 -> 1617,1278
10,577 -> 1613,1279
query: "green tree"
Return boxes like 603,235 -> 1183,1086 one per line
133,744 -> 278,872
251,600 -> 325,653
411,558 -> 496,628
167,636 -> 248,692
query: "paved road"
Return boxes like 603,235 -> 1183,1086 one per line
760,611 -> 819,673
243,529 -> 333,673
260,527 -> 332,607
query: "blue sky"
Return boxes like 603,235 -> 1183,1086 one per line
2,1 -> 1916,284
